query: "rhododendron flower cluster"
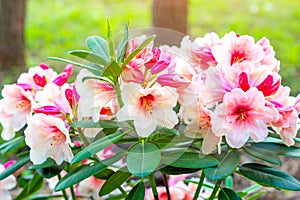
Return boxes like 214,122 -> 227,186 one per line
0,26 -> 300,200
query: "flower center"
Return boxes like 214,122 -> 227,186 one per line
139,94 -> 155,113
231,51 -> 246,65
235,107 -> 248,121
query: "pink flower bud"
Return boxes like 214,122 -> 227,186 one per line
53,64 -> 73,86
33,106 -> 61,115
157,74 -> 190,88
16,83 -> 33,91
151,56 -> 171,74
256,75 -> 280,96
39,62 -> 49,70
4,160 -> 16,169
65,88 -> 74,108
33,74 -> 47,87
239,72 -> 250,92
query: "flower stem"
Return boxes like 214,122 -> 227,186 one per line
70,185 -> 76,200
162,173 -> 171,200
193,170 -> 205,200
58,174 -> 68,200
149,173 -> 159,200
208,179 -> 222,200
114,82 -> 124,108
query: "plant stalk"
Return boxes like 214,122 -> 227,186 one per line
208,179 -> 222,200
149,173 -> 159,200
162,173 -> 171,200
193,170 -> 205,200
58,174 -> 68,200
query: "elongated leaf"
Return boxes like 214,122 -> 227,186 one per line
47,56 -> 101,72
252,142 -> 300,158
29,158 -> 56,170
244,146 -> 281,165
239,163 -> 300,190
99,168 -> 131,196
218,187 -> 242,200
94,168 -> 114,180
204,151 -> 240,180
163,152 -> 218,169
102,60 -> 122,83
0,155 -> 30,180
125,181 -> 145,200
86,36 -> 109,61
29,194 -> 64,200
71,119 -> 128,129
122,35 -> 156,68
15,173 -> 43,200
126,143 -> 161,177
81,76 -> 114,86
106,20 -> 115,59
160,165 -> 199,175
0,136 -> 25,154
117,23 -> 129,63
71,131 -> 126,164
68,50 -> 107,66
55,153 -> 124,191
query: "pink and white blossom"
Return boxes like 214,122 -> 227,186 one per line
0,164 -> 16,200
211,87 -> 275,148
117,82 -> 178,137
24,113 -> 73,165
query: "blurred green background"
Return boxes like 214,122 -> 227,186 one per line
24,0 -> 300,94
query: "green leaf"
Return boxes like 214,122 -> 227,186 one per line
251,142 -> 300,158
99,168 -> 131,196
126,142 -> 161,177
121,35 -> 156,68
81,76 -> 114,86
102,60 -> 122,83
86,36 -> 110,62
106,20 -> 116,59
15,173 -> 43,200
29,194 -> 64,200
71,131 -> 126,164
162,152 -> 219,169
0,155 -> 30,180
218,187 -> 242,200
225,176 -> 233,188
71,119 -> 128,129
160,165 -> 199,175
47,56 -> 101,72
239,163 -> 300,190
55,153 -> 124,191
116,23 -> 129,63
68,50 -> 107,66
94,168 -> 114,180
125,181 -> 145,200
244,146 -> 282,165
0,136 -> 25,155
29,158 -> 56,170
204,151 -> 240,181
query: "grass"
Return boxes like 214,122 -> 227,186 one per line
24,0 -> 300,93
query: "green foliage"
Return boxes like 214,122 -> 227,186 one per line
125,181 -> 145,200
239,163 -> 300,191
15,173 -> 44,200
218,187 -> 242,200
0,155 -> 30,180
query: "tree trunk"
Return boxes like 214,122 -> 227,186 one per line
152,0 -> 188,34
152,0 -> 188,46
0,0 -> 26,83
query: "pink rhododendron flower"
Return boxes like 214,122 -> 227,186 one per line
211,87 -> 275,148
77,176 -> 105,200
211,32 -> 265,66
0,164 -> 16,200
24,113 -> 73,165
117,82 -> 178,137
75,69 -> 118,122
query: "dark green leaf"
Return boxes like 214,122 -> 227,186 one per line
160,165 -> 199,175
29,158 -> 56,170
55,153 -> 124,191
71,119 -> 128,129
125,181 -> 145,200
116,23 -> 129,63
102,60 -> 122,83
239,163 -> 300,190
68,50 -> 107,66
0,155 -> 30,180
122,35 -> 156,68
86,36 -> 109,61
0,136 -> 25,154
204,151 -> 239,180
252,142 -> 300,158
47,57 -> 99,72
15,173 -> 43,200
244,146 -> 281,165
99,168 -> 131,196
94,168 -> 114,180
163,152 -> 218,169
126,143 -> 161,177
71,131 -> 126,164
218,187 -> 242,200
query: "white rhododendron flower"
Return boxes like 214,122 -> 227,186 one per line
0,164 -> 16,200
117,82 -> 179,137
24,113 -> 73,165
